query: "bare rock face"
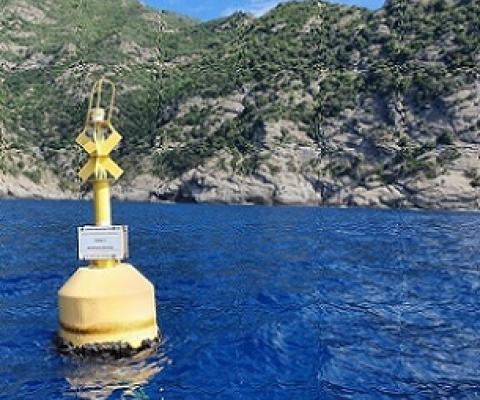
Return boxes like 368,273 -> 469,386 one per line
146,84 -> 480,210
403,172 -> 480,209
0,172 -> 76,200
272,173 -> 320,205
347,185 -> 404,208
3,2 -> 54,25
18,52 -> 55,70
383,0 -> 449,7
112,174 -> 161,202
152,170 -> 319,206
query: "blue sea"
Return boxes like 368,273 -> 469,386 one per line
0,200 -> 479,399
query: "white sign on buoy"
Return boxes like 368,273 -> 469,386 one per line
78,225 -> 128,261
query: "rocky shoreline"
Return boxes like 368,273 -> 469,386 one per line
2,171 -> 478,211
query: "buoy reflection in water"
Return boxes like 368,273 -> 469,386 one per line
64,347 -> 170,399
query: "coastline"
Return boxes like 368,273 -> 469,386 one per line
1,172 -> 478,211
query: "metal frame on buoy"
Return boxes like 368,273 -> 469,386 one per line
57,79 -> 159,353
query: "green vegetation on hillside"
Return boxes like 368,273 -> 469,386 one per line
0,0 -> 479,186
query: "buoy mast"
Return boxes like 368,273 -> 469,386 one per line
76,79 -> 123,268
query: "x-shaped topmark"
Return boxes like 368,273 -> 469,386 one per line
76,123 -> 123,183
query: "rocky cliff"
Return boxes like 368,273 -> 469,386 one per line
0,0 -> 479,209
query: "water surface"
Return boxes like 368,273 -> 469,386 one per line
0,200 -> 479,399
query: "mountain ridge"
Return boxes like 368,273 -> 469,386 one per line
0,0 -> 479,209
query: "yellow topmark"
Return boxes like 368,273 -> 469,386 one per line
57,78 -> 159,351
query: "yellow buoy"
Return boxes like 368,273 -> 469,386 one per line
58,78 -> 158,352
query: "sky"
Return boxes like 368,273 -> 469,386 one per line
145,0 -> 385,21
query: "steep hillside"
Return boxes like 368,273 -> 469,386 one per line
0,0 -> 479,208
0,0 -> 197,193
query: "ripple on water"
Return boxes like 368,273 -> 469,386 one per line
0,200 -> 480,399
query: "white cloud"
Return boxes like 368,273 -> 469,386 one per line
222,0 -> 282,17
